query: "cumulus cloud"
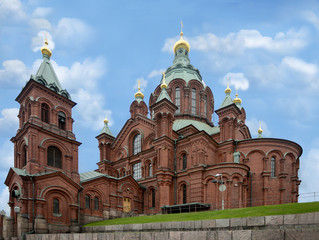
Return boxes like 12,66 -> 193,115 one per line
0,0 -> 27,21
0,140 -> 14,169
282,57 -> 317,76
31,31 -> 55,52
0,187 -> 10,216
303,10 -> 319,31
148,69 -> 166,79
0,108 -> 19,136
0,60 -> 30,88
246,118 -> 270,138
162,28 -> 307,54
32,7 -> 53,18
222,72 -> 249,91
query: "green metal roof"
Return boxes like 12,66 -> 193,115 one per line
30,55 -> 71,100
80,170 -> 117,183
156,87 -> 172,103
173,119 -> 220,135
219,92 -> 233,109
100,122 -> 113,136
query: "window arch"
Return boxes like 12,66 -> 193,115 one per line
41,103 -> 50,123
133,134 -> 141,155
182,184 -> 187,204
58,111 -> 66,130
191,88 -> 196,114
182,153 -> 187,170
94,197 -> 99,210
47,146 -> 62,168
175,87 -> 180,113
271,156 -> 276,177
85,195 -> 91,209
53,198 -> 60,215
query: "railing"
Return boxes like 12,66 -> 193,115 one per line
298,192 -> 319,202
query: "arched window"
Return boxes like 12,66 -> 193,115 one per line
133,134 -> 141,155
182,185 -> 187,204
182,154 -> 187,170
148,163 -> 152,177
41,103 -> 50,123
133,162 -> 142,180
94,197 -> 99,210
204,95 -> 207,116
271,156 -> 276,177
28,104 -> 31,119
58,111 -> 66,130
22,145 -> 27,167
21,111 -> 25,124
85,195 -> 91,209
175,87 -> 180,113
47,146 -> 62,168
53,198 -> 59,215
191,88 -> 196,115
150,189 -> 155,208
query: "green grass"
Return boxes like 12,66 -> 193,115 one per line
84,201 -> 319,227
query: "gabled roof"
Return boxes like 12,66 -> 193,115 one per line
173,119 -> 220,135
219,94 -> 233,109
80,170 -> 118,183
156,88 -> 172,103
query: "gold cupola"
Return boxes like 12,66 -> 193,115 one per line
41,35 -> 52,58
225,77 -> 231,94
161,72 -> 168,89
134,80 -> 144,100
173,21 -> 190,53
258,122 -> 263,138
233,88 -> 242,104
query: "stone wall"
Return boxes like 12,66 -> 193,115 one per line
22,212 -> 319,240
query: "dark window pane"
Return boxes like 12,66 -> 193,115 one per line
58,111 -> 66,130
133,134 -> 141,155
53,198 -> 59,214
94,197 -> 99,210
85,195 -> 90,209
41,103 -> 50,123
47,146 -> 62,168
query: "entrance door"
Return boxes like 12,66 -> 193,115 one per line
123,197 -> 131,212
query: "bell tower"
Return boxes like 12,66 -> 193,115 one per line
11,38 -> 81,182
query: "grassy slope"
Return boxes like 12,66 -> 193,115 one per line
85,201 -> 319,226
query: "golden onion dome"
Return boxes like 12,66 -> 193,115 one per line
41,37 -> 52,58
104,115 -> 109,124
225,78 -> 231,94
258,122 -> 263,134
134,80 -> 144,99
233,89 -> 242,104
173,31 -> 190,54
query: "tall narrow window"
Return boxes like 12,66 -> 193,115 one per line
175,87 -> 180,113
182,154 -> 187,170
58,111 -> 66,130
149,163 -> 152,177
151,189 -> 155,208
47,146 -> 62,168
53,198 -> 59,215
94,197 -> 99,210
28,104 -> 31,119
21,111 -> 25,124
182,185 -> 187,204
133,134 -> 141,155
22,145 -> 27,167
191,88 -> 196,115
204,95 -> 207,116
41,103 -> 50,123
133,162 -> 142,180
271,157 -> 276,177
85,195 -> 91,209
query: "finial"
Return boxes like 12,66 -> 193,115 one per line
161,72 -> 167,89
41,32 -> 52,58
233,88 -> 242,104
258,122 -> 263,138
104,115 -> 109,124
180,21 -> 184,37
134,79 -> 144,100
225,77 -> 231,94
173,22 -> 190,53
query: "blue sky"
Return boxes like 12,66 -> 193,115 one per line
1,0 -> 319,213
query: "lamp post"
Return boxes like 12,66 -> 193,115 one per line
212,174 -> 226,210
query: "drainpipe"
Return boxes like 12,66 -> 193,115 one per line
22,176 -> 35,240
249,171 -> 252,207
173,139 -> 177,205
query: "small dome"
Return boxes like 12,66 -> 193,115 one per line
173,31 -> 190,54
41,38 -> 52,58
134,80 -> 144,100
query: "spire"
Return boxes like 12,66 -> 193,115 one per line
161,72 -> 168,89
156,73 -> 172,103
233,88 -> 242,107
258,122 -> 263,138
134,80 -> 144,102
219,77 -> 233,108
40,34 -> 52,59
173,21 -> 190,54
100,115 -> 113,136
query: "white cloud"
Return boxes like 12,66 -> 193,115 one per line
32,7 -> 53,18
162,28 -> 307,54
0,109 -> 19,135
29,18 -> 52,31
0,60 -> 30,88
0,187 -> 10,216
246,118 -> 270,137
282,57 -> 317,76
222,72 -> 249,91
0,140 -> 14,169
0,0 -> 27,21
148,69 -> 166,79
31,31 -> 55,52
303,10 -> 319,30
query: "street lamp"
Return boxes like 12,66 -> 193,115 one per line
212,174 -> 226,210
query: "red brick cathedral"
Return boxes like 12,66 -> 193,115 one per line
5,32 -> 302,233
